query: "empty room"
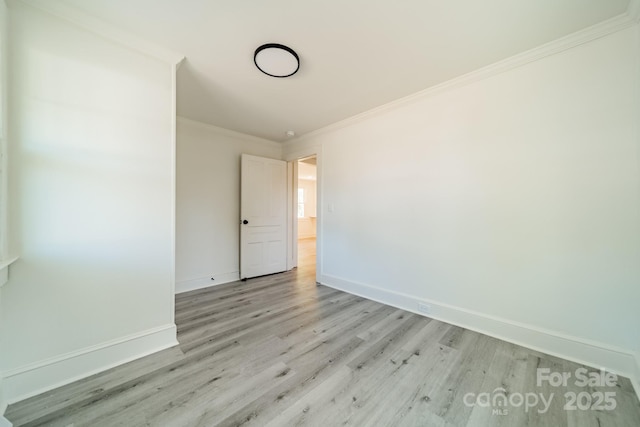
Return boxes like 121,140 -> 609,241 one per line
0,0 -> 639,426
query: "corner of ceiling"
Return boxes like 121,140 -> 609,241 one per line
286,3 -> 640,147
176,116 -> 283,148
15,0 -> 185,65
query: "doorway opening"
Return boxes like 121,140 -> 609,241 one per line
297,156 -> 317,273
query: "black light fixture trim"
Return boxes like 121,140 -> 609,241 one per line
254,43 -> 300,78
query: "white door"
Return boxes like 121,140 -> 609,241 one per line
240,154 -> 287,279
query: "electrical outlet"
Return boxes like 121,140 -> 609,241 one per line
418,302 -> 431,314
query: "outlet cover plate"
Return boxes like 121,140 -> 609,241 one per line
418,302 -> 431,314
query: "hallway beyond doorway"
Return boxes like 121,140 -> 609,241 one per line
297,237 -> 316,272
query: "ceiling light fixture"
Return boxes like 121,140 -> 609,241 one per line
254,43 -> 300,78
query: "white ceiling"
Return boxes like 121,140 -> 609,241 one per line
59,0 -> 630,142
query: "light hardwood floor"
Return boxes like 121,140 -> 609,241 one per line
5,238 -> 640,426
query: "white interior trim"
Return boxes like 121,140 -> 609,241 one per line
177,116 -> 281,149
14,0 -> 184,65
0,376 -> 6,420
320,273 -> 640,398
1,324 -> 178,405
176,271 -> 240,294
0,256 -> 16,288
168,62 -> 179,323
285,145 -> 322,284
287,161 -> 298,270
284,6 -> 639,148
633,352 -> 640,400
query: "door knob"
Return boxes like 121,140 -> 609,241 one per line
242,220 -> 249,224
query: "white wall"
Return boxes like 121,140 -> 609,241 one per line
0,1 -> 178,404
0,0 -> 8,420
0,288 -> 6,422
286,26 -> 640,378
176,118 -> 282,293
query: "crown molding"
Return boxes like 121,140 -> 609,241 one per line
12,0 -> 184,65
290,5 -> 640,145
176,116 -> 282,149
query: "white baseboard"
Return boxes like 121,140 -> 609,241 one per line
632,352 -> 640,402
320,274 -> 639,391
1,324 -> 178,405
176,271 -> 239,294
0,377 -> 7,426
0,257 -> 18,289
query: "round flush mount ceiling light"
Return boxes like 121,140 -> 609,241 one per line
254,43 -> 300,78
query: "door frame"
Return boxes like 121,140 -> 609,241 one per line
285,145 -> 322,284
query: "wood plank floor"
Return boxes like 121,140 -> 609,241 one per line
6,239 -> 640,426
